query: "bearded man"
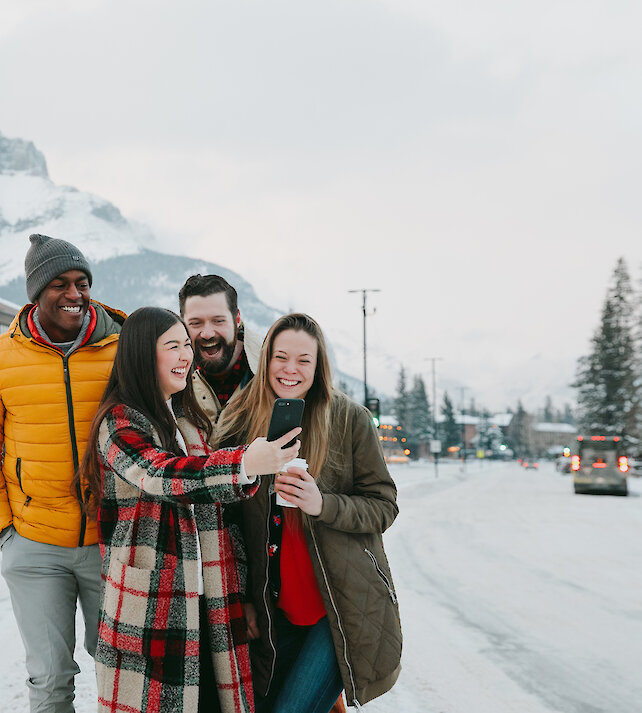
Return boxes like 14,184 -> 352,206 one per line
178,274 -> 261,428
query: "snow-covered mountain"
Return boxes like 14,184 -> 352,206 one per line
0,131 -> 362,393
0,130 -> 579,414
0,132 -> 155,284
0,131 -> 288,330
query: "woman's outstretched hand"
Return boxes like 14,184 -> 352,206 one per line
243,428 -> 302,476
274,467 -> 323,516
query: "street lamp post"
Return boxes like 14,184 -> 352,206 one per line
348,288 -> 380,405
425,357 -> 442,478
424,357 -> 442,435
460,386 -> 468,472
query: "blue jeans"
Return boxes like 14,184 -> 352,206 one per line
256,609 -> 344,713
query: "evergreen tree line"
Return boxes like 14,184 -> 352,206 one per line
573,257 -> 641,449
392,367 -> 432,452
386,366 -> 577,457
386,367 -> 462,454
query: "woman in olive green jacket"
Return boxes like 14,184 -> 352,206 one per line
217,313 -> 402,712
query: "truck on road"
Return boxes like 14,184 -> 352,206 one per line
571,436 -> 629,495
571,435 -> 629,496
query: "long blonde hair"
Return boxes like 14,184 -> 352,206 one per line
216,313 -> 335,477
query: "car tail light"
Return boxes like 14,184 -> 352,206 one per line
592,462 -> 607,468
571,455 -> 580,471
619,456 -> 629,473
534,462 -> 539,467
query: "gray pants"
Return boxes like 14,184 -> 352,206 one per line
0,529 -> 101,713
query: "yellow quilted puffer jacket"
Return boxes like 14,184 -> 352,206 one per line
0,301 -> 125,547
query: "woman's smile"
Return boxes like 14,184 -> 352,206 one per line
268,330 -> 318,400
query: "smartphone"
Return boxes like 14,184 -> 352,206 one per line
267,398 -> 305,448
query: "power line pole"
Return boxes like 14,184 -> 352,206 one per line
424,357 -> 442,434
348,288 -> 380,405
460,386 -> 468,472
425,357 -> 442,478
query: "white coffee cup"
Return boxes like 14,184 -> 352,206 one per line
275,458 -> 308,508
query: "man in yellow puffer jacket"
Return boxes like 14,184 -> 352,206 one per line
0,234 -> 125,713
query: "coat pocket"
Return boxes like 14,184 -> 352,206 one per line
15,458 -> 32,508
100,558 -> 177,658
16,458 -> 23,491
364,547 -> 397,604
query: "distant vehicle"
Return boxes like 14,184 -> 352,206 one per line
386,454 -> 410,464
555,455 -> 572,474
521,459 -> 539,470
571,435 -> 628,496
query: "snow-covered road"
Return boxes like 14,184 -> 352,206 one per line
1,460 -> 641,712
369,460 -> 642,713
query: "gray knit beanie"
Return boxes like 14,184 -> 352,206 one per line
25,234 -> 93,302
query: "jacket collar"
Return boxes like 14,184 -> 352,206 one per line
27,304 -> 97,353
11,300 -> 125,346
242,325 -> 262,376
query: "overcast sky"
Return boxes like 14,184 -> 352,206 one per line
2,0 -> 641,411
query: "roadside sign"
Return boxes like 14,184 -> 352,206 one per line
430,440 -> 441,453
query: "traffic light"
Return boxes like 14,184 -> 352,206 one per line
366,397 -> 380,427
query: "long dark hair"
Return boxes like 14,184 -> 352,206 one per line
78,306 -> 212,518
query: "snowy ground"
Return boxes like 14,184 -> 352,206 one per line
2,460 -> 641,712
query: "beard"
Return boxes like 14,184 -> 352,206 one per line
194,332 -> 238,375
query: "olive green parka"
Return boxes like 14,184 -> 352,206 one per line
238,392 -> 402,708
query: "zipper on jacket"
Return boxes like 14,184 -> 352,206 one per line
13,321 -> 97,546
365,548 -> 397,604
63,358 -> 86,547
262,479 -> 278,693
308,523 -> 360,707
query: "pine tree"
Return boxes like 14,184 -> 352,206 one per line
543,396 -> 554,423
440,391 -> 460,449
378,394 -> 395,418
574,258 -> 637,443
507,400 -> 530,456
394,366 -> 409,430
563,403 -> 575,425
468,398 -> 479,417
407,375 -> 431,439
632,266 -> 642,445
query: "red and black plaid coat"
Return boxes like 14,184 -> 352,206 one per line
95,403 -> 257,713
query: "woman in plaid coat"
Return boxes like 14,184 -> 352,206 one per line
80,307 -> 301,713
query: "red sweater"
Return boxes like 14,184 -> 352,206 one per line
277,513 -> 326,625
